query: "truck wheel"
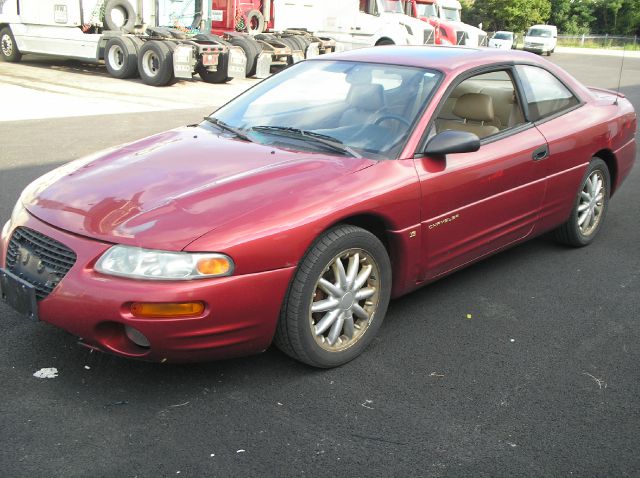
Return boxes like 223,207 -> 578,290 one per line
245,9 -> 266,35
376,38 -> 394,46
105,37 -> 138,79
104,0 -> 137,32
228,36 -> 259,77
0,27 -> 22,63
138,40 -> 174,86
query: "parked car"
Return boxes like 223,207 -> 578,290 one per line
524,24 -> 557,55
1,47 -> 636,368
488,31 -> 516,49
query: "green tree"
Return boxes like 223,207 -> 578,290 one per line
464,0 -> 551,32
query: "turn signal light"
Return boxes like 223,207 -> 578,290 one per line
196,257 -> 231,276
130,302 -> 205,318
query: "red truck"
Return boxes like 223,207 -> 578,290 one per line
208,0 -> 336,78
404,0 -> 487,46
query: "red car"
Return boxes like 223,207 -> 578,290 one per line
1,47 -> 636,368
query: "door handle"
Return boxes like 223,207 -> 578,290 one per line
532,145 -> 549,161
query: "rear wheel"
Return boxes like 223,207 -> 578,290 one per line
274,225 -> 392,368
376,38 -> 394,46
138,40 -> 174,86
0,27 -> 22,63
554,158 -> 610,247
104,37 -> 138,79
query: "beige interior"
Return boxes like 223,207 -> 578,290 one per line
436,74 -> 526,139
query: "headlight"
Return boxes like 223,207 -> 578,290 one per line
95,245 -> 234,280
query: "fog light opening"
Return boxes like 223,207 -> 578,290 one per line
124,325 -> 151,348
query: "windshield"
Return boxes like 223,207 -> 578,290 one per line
211,60 -> 441,159
382,0 -> 405,13
493,32 -> 513,40
416,4 -> 437,17
527,28 -> 552,38
441,7 -> 460,22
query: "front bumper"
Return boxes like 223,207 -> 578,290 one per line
1,211 -> 295,363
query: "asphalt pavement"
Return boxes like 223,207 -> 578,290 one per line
0,53 -> 638,477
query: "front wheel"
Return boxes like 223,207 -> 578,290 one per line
0,27 -> 22,63
554,158 -> 610,247
274,225 -> 392,368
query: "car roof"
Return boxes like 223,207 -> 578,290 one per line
311,46 -> 546,75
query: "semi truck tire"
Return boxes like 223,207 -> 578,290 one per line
138,40 -> 174,86
0,27 -> 22,63
104,37 -> 138,78
245,9 -> 265,35
104,0 -> 136,33
228,36 -> 259,76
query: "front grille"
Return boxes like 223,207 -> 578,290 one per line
6,227 -> 76,301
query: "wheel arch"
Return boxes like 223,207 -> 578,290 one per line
375,37 -> 395,46
593,149 -> 618,196
317,212 -> 414,296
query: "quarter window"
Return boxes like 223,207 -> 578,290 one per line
516,65 -> 579,121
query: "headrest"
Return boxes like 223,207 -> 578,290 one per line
347,84 -> 385,111
453,93 -> 495,122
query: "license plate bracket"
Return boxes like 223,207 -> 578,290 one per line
202,53 -> 219,66
0,268 -> 38,321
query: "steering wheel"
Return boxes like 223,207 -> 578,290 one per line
374,114 -> 411,127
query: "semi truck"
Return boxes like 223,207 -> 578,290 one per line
0,0 -> 246,86
208,0 -> 436,77
403,0 -> 487,47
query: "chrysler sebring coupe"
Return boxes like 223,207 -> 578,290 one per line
1,47 -> 636,368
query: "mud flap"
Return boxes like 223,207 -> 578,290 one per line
173,44 -> 194,79
255,52 -> 272,79
227,46 -> 247,79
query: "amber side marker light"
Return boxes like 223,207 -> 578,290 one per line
196,257 -> 232,276
130,302 -> 205,318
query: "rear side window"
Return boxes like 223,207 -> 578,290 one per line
516,65 -> 579,121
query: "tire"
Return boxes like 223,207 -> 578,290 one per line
137,40 -> 174,86
104,0 -> 136,32
554,158 -> 610,247
376,38 -> 395,46
228,36 -> 259,77
274,225 -> 392,368
104,37 -> 138,78
0,27 -> 22,63
245,9 -> 266,35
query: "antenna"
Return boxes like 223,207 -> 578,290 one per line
614,41 -> 626,106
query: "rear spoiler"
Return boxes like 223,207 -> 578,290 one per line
588,86 -> 626,98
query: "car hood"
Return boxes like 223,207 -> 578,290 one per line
22,125 -> 375,251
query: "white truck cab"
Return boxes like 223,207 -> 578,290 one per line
274,0 -> 435,50
523,24 -> 557,56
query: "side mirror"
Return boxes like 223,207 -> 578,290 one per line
423,130 -> 481,156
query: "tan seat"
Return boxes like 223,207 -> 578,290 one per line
438,93 -> 500,138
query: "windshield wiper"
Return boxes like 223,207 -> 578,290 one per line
204,117 -> 253,142
251,126 -> 361,158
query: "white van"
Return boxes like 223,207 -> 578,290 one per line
523,24 -> 557,56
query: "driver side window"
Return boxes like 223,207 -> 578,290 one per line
435,70 -> 526,140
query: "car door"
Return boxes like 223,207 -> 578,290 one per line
413,68 -> 549,280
